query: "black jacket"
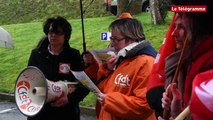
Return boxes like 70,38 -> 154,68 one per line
27,36 -> 89,120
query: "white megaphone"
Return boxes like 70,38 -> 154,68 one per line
14,66 -> 78,117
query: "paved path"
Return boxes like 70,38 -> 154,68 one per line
0,101 -> 97,120
0,93 -> 97,120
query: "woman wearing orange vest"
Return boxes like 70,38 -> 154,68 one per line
96,18 -> 157,120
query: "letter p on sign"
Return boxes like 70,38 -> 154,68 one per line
101,32 -> 111,41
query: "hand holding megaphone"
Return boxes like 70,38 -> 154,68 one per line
14,66 -> 78,116
32,80 -> 77,102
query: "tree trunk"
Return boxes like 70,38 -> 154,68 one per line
117,0 -> 129,17
150,0 -> 163,24
117,0 -> 143,17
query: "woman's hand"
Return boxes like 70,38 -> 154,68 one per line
162,84 -> 172,111
51,94 -> 69,107
170,83 -> 182,117
161,83 -> 183,118
97,92 -> 106,105
106,54 -> 116,71
158,116 -> 174,120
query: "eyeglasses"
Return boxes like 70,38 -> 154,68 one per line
48,30 -> 64,36
110,36 -> 125,43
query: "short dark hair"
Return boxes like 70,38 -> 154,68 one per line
43,16 -> 72,42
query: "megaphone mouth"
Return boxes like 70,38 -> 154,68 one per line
14,66 -> 47,117
32,87 -> 46,96
32,88 -> 37,95
14,66 -> 77,117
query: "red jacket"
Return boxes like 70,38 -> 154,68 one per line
184,35 -> 213,108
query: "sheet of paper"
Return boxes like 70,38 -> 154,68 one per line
71,70 -> 101,95
89,47 -> 115,65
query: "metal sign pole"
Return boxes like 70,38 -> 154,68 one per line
80,0 -> 86,52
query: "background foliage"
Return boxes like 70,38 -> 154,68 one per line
0,0 -> 110,25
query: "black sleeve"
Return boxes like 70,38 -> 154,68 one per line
146,87 -> 165,118
27,49 -> 38,66
67,49 -> 90,104
67,83 -> 90,105
70,49 -> 84,71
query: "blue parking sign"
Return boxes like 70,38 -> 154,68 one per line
101,32 -> 111,41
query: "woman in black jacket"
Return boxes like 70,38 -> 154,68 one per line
27,16 -> 89,120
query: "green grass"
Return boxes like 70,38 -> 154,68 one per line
0,12 -> 174,107
0,0 -> 110,25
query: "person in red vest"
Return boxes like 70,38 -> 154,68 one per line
147,11 -> 186,117
159,0 -> 213,119
146,11 -> 188,118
